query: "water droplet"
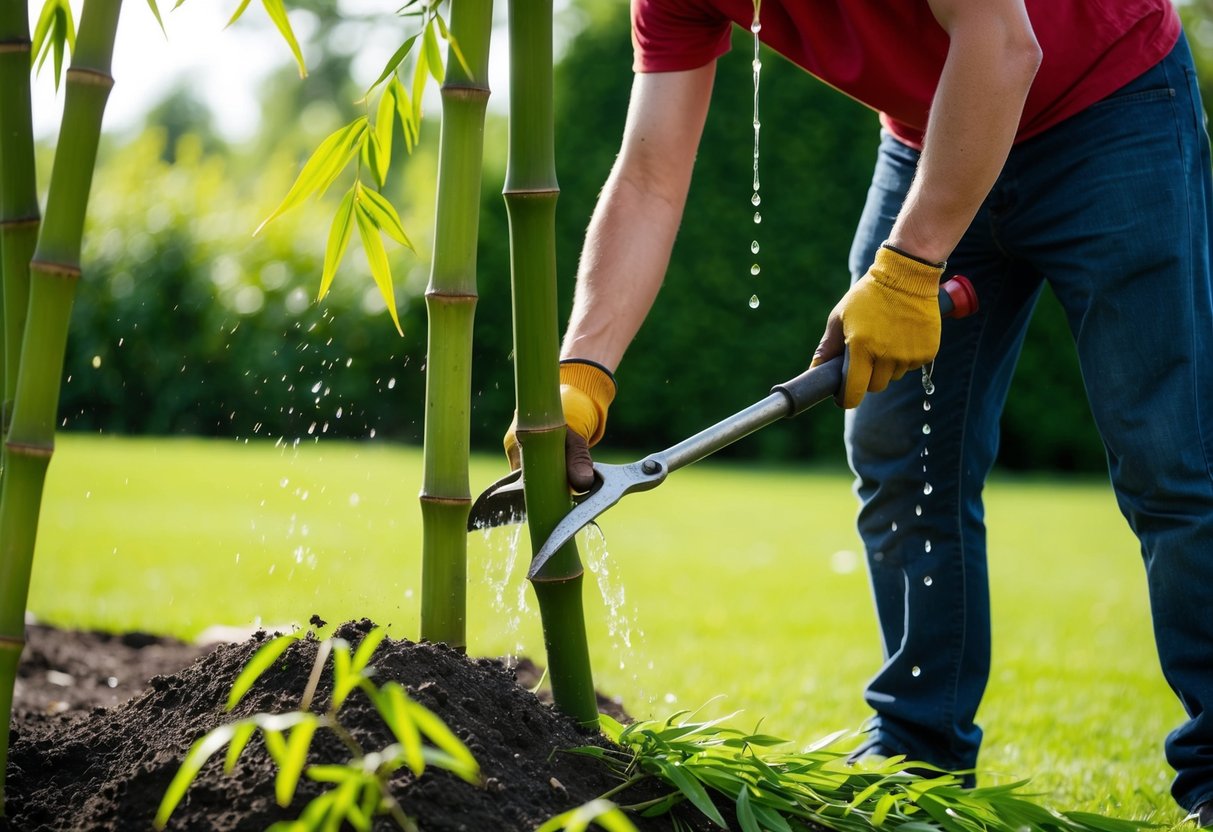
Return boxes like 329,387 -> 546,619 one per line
753,212 -> 762,224
915,504 -> 923,516
752,59 -> 762,72
891,521 -> 898,532
91,355 -> 102,369
924,380 -> 935,395
911,666 -> 922,677
923,400 -> 932,411
923,576 -> 933,586
750,264 -> 761,276
923,482 -> 934,495
924,540 -> 932,553
922,423 -> 931,435
751,19 -> 762,34
751,240 -> 760,254
748,294 -> 760,309
751,192 -> 761,206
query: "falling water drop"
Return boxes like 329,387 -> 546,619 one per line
891,521 -> 899,532
749,294 -> 760,309
923,400 -> 932,412
924,540 -> 933,553
753,212 -> 762,224
915,504 -> 923,516
751,18 -> 761,34
924,576 -> 934,587
911,666 -> 922,677
923,482 -> 934,496
922,423 -> 931,435
751,192 -> 761,206
751,264 -> 761,276
751,240 -> 760,254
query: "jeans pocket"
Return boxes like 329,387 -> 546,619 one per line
1087,86 -> 1176,111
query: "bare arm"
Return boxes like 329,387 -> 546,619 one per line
888,0 -> 1041,263
560,64 -> 716,371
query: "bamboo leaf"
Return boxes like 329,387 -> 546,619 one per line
331,639 -> 356,709
319,187 -> 356,301
404,697 -> 478,782
411,37 -> 428,128
735,787 -> 761,832
750,802 -> 793,832
366,34 -> 419,93
350,627 -> 387,676
374,84 -> 396,176
358,185 -> 414,250
224,721 -> 258,774
433,13 -> 472,79
275,716 -> 318,806
657,761 -> 727,828
392,78 -> 418,153
255,118 -> 367,235
262,727 -> 287,765
423,22 -> 444,85
535,799 -> 638,832
224,0 -> 254,27
226,635 -> 296,711
366,130 -> 389,189
871,793 -> 897,827
260,0 -> 307,78
146,0 -> 166,35
376,683 -> 425,775
154,723 -> 242,828
354,203 -> 404,336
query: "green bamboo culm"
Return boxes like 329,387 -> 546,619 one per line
505,0 -> 597,727
0,0 -> 40,460
419,0 -> 494,648
0,0 -> 122,813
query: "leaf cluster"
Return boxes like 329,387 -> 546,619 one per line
154,628 -> 479,832
583,712 -> 1153,832
255,1 -> 470,337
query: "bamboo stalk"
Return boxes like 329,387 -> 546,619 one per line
0,0 -> 40,456
0,0 -> 122,812
418,0 -> 493,648
505,0 -> 597,726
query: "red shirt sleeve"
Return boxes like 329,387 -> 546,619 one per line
631,0 -> 734,73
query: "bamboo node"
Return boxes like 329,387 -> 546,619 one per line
66,67 -> 115,88
0,634 -> 26,650
0,215 -> 40,230
514,424 -> 566,437
528,568 -> 585,585
29,259 -> 82,280
6,441 -> 54,458
0,40 -> 32,54
419,494 -> 472,507
502,188 -> 560,198
424,289 -> 478,301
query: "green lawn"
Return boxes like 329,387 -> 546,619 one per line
28,434 -> 1187,826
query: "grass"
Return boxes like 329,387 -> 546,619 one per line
27,434 -> 1187,827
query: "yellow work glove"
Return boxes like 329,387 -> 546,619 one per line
503,359 -> 617,491
811,244 -> 943,409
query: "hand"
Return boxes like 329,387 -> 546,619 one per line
811,245 -> 944,409
502,360 -> 617,491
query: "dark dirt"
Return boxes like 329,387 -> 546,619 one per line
1,620 -> 716,832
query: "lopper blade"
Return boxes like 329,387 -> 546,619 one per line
467,469 -> 526,531
527,458 -> 668,579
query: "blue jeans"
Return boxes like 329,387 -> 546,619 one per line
845,36 -> 1213,811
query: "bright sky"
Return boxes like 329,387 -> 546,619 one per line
30,0 -> 524,142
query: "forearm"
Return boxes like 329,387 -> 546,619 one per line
560,167 -> 683,371
890,11 -> 1041,263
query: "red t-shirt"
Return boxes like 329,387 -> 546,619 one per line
632,0 -> 1182,148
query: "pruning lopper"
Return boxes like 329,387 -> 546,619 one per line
468,276 -> 978,579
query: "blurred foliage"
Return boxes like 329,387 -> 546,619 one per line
60,0 -> 1213,472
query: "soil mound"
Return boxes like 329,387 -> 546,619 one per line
2,620 -> 706,831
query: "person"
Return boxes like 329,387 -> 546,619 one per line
503,0 -> 1213,821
